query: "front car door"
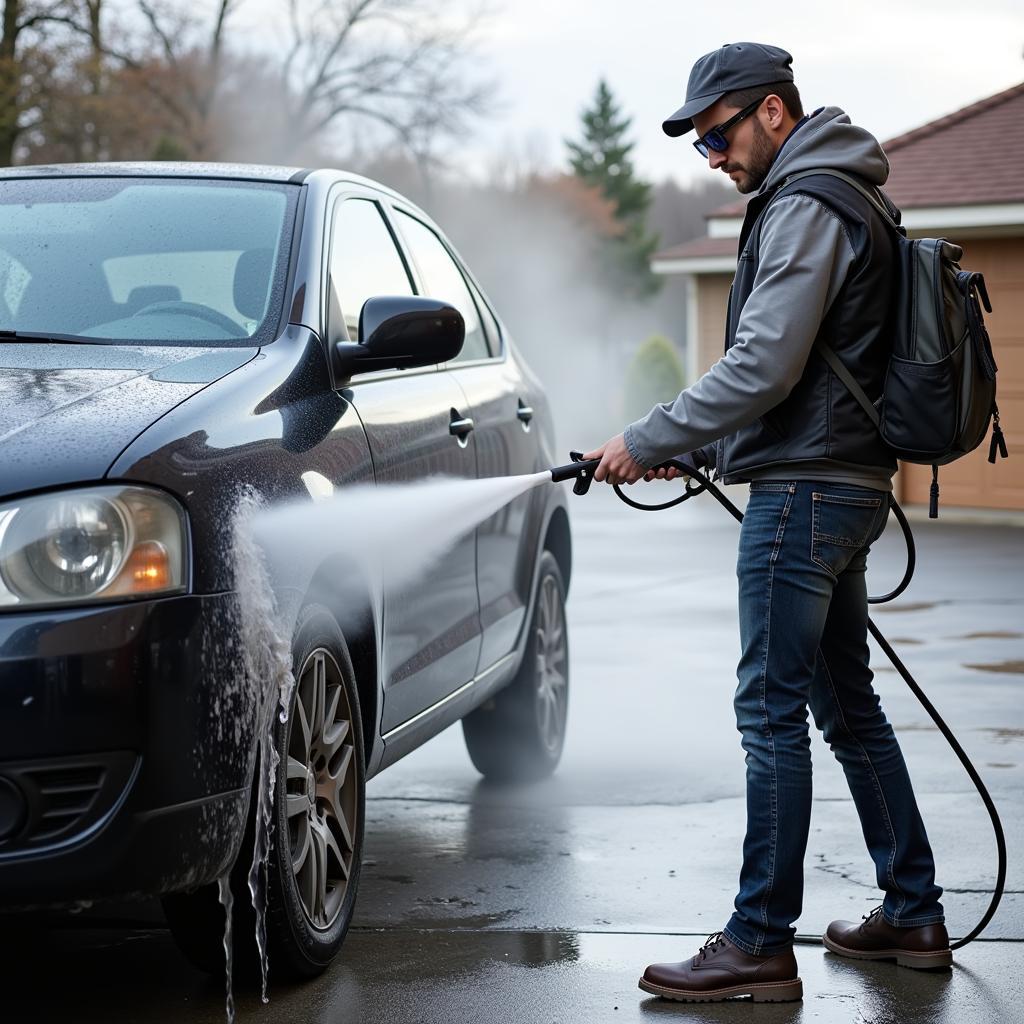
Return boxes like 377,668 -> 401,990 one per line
389,209 -> 540,671
325,191 -> 481,733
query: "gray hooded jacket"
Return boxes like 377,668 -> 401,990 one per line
624,106 -> 896,490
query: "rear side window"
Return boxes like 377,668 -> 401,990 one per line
392,211 -> 490,362
329,198 -> 414,340
470,280 -> 502,355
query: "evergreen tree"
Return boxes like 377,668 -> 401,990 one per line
566,79 -> 661,296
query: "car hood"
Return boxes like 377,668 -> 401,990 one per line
0,342 -> 257,497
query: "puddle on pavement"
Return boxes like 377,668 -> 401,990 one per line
961,631 -> 1023,640
963,660 -> 1024,675
498,930 -> 580,969
978,727 -> 1024,742
403,907 -> 521,930
874,601 -> 941,613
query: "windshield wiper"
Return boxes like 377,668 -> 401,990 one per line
0,329 -> 95,345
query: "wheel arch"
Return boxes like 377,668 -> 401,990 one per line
542,504 -> 572,594
301,557 -> 379,768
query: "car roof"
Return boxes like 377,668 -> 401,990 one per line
0,161 -> 310,184
0,162 -> 422,207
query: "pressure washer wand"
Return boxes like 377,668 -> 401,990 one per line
549,452 -> 602,494
549,451 -> 710,509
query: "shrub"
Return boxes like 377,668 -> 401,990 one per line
623,334 -> 686,424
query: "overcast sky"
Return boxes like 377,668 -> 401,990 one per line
234,0 -> 1024,185
458,0 -> 1024,184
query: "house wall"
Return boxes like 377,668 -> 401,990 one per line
696,274 -> 732,373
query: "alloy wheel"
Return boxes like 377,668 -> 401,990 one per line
534,573 -> 568,755
285,648 -> 358,929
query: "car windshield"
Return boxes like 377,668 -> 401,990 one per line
0,176 -> 298,346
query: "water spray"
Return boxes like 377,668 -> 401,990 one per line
549,450 -> 1006,952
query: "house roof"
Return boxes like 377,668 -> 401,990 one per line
697,81 -> 1024,223
883,81 -> 1024,208
653,236 -> 737,261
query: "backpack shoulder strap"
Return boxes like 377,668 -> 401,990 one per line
815,339 -> 881,428
772,168 -> 897,430
778,168 -> 900,230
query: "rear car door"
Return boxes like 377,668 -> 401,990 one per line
390,209 -> 540,671
326,191 -> 481,733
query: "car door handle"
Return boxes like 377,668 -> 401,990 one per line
517,400 -> 534,424
449,411 -> 475,441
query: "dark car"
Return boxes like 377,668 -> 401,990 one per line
0,163 -> 572,976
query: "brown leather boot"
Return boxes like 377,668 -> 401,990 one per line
824,905 -> 952,969
639,932 -> 803,1003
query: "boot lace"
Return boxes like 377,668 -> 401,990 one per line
859,905 -> 884,932
697,931 -> 726,960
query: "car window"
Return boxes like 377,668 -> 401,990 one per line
0,247 -> 31,319
470,280 -> 502,355
103,251 -> 264,333
329,198 -> 414,340
392,211 -> 489,362
0,177 -> 296,345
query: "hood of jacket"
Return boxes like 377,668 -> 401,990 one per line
759,105 -> 890,195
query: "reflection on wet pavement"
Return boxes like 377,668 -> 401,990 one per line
874,601 -> 943,612
961,631 -> 1024,640
1,919 -> 1019,1024
978,727 -> 1024,741
963,660 -> 1024,675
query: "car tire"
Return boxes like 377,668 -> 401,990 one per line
264,605 -> 365,978
462,551 -> 569,782
163,604 -> 365,980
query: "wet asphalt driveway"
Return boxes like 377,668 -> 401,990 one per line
3,482 -> 1022,1023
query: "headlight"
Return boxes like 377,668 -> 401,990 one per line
0,486 -> 189,609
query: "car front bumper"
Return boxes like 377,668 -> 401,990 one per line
0,592 -> 258,907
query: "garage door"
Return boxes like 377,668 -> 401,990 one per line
899,236 -> 1024,511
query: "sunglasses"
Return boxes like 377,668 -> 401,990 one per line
692,97 -> 766,158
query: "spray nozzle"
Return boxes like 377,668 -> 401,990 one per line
550,451 -> 601,495
550,451 -> 710,507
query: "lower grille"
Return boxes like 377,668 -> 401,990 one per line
0,752 -> 138,857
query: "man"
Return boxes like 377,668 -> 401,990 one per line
582,42 -> 951,1004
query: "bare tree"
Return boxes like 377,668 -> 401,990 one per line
0,0 -> 83,165
22,0 -> 234,160
16,0 -> 107,162
5,0 -> 493,167
277,0 -> 494,166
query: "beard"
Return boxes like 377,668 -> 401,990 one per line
723,117 -> 776,194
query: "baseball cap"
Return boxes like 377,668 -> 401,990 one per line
662,42 -> 794,137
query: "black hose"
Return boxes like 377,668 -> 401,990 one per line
866,620 -> 1007,949
612,476 -> 705,511
868,497 -> 916,605
612,462 -> 1005,950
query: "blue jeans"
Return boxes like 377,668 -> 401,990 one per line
723,481 -> 944,956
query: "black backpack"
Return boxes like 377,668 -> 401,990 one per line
781,169 -> 1008,517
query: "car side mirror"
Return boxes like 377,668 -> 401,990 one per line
333,296 -> 465,379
